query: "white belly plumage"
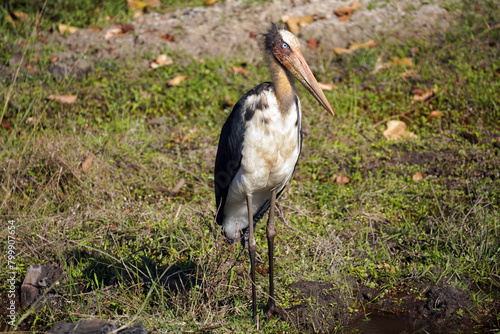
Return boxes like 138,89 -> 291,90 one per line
222,91 -> 301,241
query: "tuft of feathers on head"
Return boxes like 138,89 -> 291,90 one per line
261,22 -> 289,52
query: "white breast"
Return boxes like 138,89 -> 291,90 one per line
222,89 -> 302,240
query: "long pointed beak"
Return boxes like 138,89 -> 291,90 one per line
287,50 -> 335,116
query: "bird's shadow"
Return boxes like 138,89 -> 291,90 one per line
66,248 -> 199,295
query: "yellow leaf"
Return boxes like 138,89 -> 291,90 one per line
334,40 -> 378,55
48,94 -> 77,104
281,14 -> 315,35
333,174 -> 350,184
104,27 -> 122,40
230,66 -> 249,76
58,23 -> 78,35
12,11 -> 29,21
81,152 -> 95,173
401,70 -> 418,78
412,172 -> 425,182
150,54 -> 173,69
391,57 -> 414,67
382,120 -> 417,140
127,0 -> 147,11
318,82 -> 337,91
334,0 -> 361,22
428,110 -> 443,119
167,75 -> 189,86
413,87 -> 436,102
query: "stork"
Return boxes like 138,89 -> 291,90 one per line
214,23 -> 334,319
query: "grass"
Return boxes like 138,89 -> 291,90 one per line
1,0 -> 500,332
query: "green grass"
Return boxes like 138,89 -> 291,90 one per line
1,0 -> 500,332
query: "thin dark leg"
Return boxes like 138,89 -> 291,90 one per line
247,194 -> 257,319
265,189 -> 277,319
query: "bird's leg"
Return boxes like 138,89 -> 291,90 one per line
247,194 -> 257,319
265,189 -> 278,319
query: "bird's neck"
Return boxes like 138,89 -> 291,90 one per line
268,54 -> 296,114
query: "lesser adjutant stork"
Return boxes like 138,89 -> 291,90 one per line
214,23 -> 334,319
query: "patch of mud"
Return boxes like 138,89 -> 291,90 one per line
20,0 -> 456,78
285,280 -> 352,332
286,280 -> 492,333
359,139 -> 500,184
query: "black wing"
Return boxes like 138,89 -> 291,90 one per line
214,82 -> 273,226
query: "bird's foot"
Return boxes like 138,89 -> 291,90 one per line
265,299 -> 281,320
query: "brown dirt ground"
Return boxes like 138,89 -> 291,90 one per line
33,0 -> 455,78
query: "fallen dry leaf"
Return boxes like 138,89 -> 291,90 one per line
169,179 -> 186,196
145,0 -> 160,8
382,120 -> 417,140
139,89 -> 151,98
12,11 -> 29,21
401,70 -> 418,78
81,152 -> 95,173
1,120 -> 12,131
26,64 -> 37,73
333,174 -> 350,185
410,46 -> 420,57
334,40 -> 378,55
281,14 -> 315,35
205,0 -> 217,5
48,94 -> 77,104
428,110 -> 443,119
167,75 -> 189,86
318,82 -> 337,91
391,57 -> 414,67
160,34 -> 175,42
256,263 -> 269,276
307,38 -> 320,49
104,27 -> 122,40
58,23 -> 78,35
413,87 -> 436,102
334,0 -> 361,22
224,94 -> 234,107
150,54 -> 173,69
230,65 -> 249,76
411,88 -> 426,95
127,0 -> 147,11
412,172 -> 425,182
120,24 -> 134,34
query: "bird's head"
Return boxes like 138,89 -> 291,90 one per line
264,23 -> 334,116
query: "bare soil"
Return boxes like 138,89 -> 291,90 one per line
36,0 -> 455,78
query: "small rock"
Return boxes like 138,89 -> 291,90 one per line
21,264 -> 63,308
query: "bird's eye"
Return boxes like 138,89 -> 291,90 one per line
282,43 -> 289,49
